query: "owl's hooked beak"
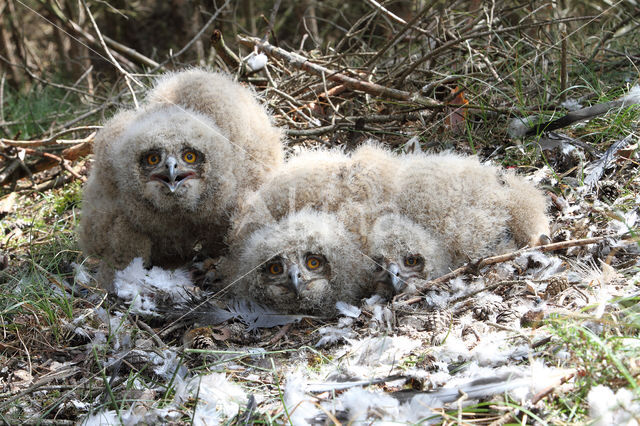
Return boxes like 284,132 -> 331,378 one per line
386,262 -> 403,293
152,156 -> 196,193
288,264 -> 303,296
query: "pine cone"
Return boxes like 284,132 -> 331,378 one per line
472,299 -> 508,321
415,352 -> 438,371
423,309 -> 452,332
598,180 -> 620,202
183,326 -> 217,349
545,276 -> 570,298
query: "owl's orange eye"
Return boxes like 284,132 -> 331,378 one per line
183,151 -> 197,163
147,154 -> 160,165
404,255 -> 423,267
306,256 -> 323,270
267,262 -> 283,275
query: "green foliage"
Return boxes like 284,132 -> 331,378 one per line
52,179 -> 83,216
3,83 -> 83,139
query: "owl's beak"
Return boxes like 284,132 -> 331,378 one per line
387,262 -> 403,293
288,264 -> 303,296
152,156 -> 196,193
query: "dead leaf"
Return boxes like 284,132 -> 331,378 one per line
445,86 -> 469,132
211,326 -> 231,341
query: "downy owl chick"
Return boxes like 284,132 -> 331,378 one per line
80,70 -> 285,289
225,209 -> 369,315
366,214 -> 451,298
80,107 -> 245,288
394,152 -> 549,266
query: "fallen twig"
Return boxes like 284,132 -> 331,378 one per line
237,35 -> 440,107
1,134 -> 94,185
211,30 -> 242,71
524,88 -> 640,136
402,234 -> 622,305
0,126 -> 101,148
18,147 -> 85,182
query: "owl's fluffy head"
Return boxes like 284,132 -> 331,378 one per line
367,214 -> 450,297
231,208 -> 368,315
104,105 -> 237,218
147,68 -> 284,178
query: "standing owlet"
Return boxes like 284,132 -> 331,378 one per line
223,209 -> 369,315
79,70 -> 284,289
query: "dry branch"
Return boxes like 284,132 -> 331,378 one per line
211,30 -> 242,70
0,133 -> 94,185
0,126 -> 101,148
402,234 -> 625,305
237,35 -> 440,107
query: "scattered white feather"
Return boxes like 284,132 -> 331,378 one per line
246,52 -> 268,71
315,325 -> 355,348
283,371 -> 321,426
514,251 -> 565,279
608,210 -> 638,236
337,387 -> 400,421
622,84 -> 640,106
81,410 -> 121,426
561,98 -> 583,111
508,115 -> 539,138
113,257 -> 194,316
349,336 -> 421,369
72,262 -> 92,285
174,373 -> 247,424
369,304 -> 393,329
588,385 -> 640,426
400,394 -> 442,423
363,294 -> 385,306
335,301 -> 361,318
149,349 -> 187,380
81,407 -> 144,426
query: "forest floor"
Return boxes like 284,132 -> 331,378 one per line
1,3 -> 640,425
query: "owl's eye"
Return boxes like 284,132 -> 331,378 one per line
147,153 -> 160,165
183,151 -> 197,163
306,255 -> 323,270
267,262 -> 284,275
404,255 -> 423,267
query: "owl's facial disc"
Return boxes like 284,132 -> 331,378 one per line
374,254 -> 425,294
142,148 -> 204,194
151,156 -> 196,193
264,254 -> 327,298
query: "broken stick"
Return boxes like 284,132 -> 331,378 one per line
402,234 -> 627,305
237,35 -> 441,107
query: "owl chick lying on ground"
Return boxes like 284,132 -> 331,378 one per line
367,214 -> 451,298
230,144 -> 548,302
394,152 -> 550,267
223,209 -> 370,315
231,143 -> 397,244
79,70 -> 283,289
